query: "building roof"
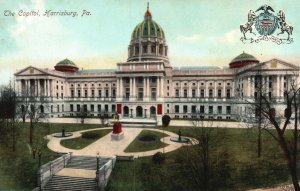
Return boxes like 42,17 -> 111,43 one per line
131,6 -> 165,40
56,59 -> 78,67
230,52 -> 259,64
174,66 -> 222,70
77,69 -> 116,73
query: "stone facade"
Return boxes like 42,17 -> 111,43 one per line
14,7 -> 300,123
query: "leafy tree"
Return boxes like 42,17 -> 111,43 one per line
162,115 -> 171,127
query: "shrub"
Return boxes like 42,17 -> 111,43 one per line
81,132 -> 100,139
162,115 -> 171,127
152,152 -> 165,164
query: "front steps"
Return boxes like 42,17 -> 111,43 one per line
43,175 -> 97,191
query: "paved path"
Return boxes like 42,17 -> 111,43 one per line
47,127 -> 187,157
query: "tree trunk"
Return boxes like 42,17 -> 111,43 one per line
12,119 -> 15,152
278,133 -> 300,190
30,118 -> 33,144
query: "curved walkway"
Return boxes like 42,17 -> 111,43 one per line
47,127 -> 191,158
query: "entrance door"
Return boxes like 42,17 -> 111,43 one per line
136,106 -> 143,118
123,106 -> 129,117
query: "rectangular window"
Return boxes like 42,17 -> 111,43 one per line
112,89 -> 116,98
105,89 -> 109,97
184,89 -> 188,98
269,92 -> 272,98
192,89 -> 196,98
191,105 -> 196,113
85,90 -> 88,98
78,90 -> 81,98
62,104 -> 64,112
126,88 -> 130,100
138,88 -> 143,100
226,89 -> 231,98
77,104 -> 80,112
175,89 -> 179,98
91,90 -> 95,98
56,93 -> 59,99
218,89 -> 222,98
175,105 -> 179,113
98,89 -> 102,97
183,105 -> 188,113
209,106 -> 213,114
57,105 -> 60,112
105,104 -> 108,112
112,105 -> 115,113
51,105 -> 53,113
209,89 -> 213,98
200,106 -> 205,113
91,104 -> 94,112
61,93 -> 63,99
98,104 -> 101,112
226,106 -> 231,114
70,104 -> 73,112
83,104 -> 87,112
201,89 -> 205,98
71,90 -> 74,98
218,106 -> 222,114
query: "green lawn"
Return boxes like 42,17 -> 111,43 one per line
124,130 -> 169,153
60,129 -> 111,149
0,122 -> 105,191
1,123 -> 299,191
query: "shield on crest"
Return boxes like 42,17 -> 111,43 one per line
255,12 -> 278,35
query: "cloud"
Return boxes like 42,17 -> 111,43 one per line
176,34 -> 203,43
208,30 -> 240,45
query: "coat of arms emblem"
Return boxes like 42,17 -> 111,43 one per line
240,5 -> 293,44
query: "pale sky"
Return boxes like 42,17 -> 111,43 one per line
0,0 -> 300,85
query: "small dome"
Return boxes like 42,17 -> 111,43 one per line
55,58 -> 78,72
131,5 -> 165,40
229,52 -> 259,68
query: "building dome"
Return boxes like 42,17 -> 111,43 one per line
229,52 -> 259,68
127,4 -> 169,65
54,58 -> 79,72
131,11 -> 165,40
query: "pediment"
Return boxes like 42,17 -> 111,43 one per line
15,66 -> 50,76
239,58 -> 299,73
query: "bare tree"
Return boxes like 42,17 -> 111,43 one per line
247,74 -> 300,190
187,115 -> 230,191
17,82 -> 49,144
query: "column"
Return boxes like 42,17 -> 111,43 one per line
266,76 -> 269,96
143,77 -> 147,98
116,78 -> 120,98
161,77 -> 164,98
232,80 -> 235,97
252,76 -> 255,97
74,82 -> 77,98
205,81 -> 208,97
120,77 -> 123,98
223,81 -> 226,98
147,77 -> 150,98
133,77 -> 136,98
130,78 -> 133,98
281,76 -> 284,97
197,81 -> 200,97
247,77 -> 250,97
156,77 -> 160,97
37,79 -> 40,96
214,81 -> 216,98
276,75 -> 280,98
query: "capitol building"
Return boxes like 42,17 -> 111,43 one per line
15,6 -> 299,125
